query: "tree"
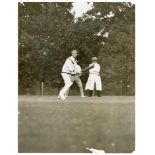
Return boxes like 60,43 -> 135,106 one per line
18,2 -> 135,95
18,2 -> 74,94
75,2 -> 135,95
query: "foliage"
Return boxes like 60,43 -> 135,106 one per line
18,2 -> 135,95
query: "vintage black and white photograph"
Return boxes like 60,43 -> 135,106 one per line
18,1 -> 135,153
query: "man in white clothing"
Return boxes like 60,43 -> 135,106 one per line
58,50 -> 78,100
85,57 -> 102,97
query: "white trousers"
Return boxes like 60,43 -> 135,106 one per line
59,73 -> 73,97
85,74 -> 102,90
65,76 -> 84,96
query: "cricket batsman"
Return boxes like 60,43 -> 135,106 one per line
58,50 -> 78,100
85,57 -> 102,97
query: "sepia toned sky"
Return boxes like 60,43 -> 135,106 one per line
70,2 -> 93,18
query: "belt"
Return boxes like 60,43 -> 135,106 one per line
61,72 -> 71,74
62,72 -> 78,77
90,73 -> 100,76
90,73 -> 100,74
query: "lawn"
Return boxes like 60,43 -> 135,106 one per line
18,96 -> 135,153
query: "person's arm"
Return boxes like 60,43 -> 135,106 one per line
82,64 -> 94,72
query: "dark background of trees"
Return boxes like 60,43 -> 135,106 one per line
18,2 -> 135,96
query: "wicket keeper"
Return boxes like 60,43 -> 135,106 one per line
85,57 -> 102,97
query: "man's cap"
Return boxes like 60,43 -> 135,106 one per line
71,50 -> 78,54
92,57 -> 98,61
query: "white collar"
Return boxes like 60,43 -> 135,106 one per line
69,56 -> 75,61
92,62 -> 97,65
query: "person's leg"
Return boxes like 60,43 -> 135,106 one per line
85,75 -> 94,90
59,73 -> 73,99
95,76 -> 102,97
96,90 -> 101,97
85,75 -> 95,97
65,88 -> 70,97
75,77 -> 85,96
89,90 -> 93,97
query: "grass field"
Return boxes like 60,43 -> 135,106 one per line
18,96 -> 135,153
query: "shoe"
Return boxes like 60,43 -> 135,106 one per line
89,90 -> 93,97
60,96 -> 66,100
58,95 -> 66,100
81,95 -> 86,97
96,91 -> 101,97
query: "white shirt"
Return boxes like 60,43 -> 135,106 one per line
62,56 -> 77,73
75,65 -> 81,73
89,63 -> 100,74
